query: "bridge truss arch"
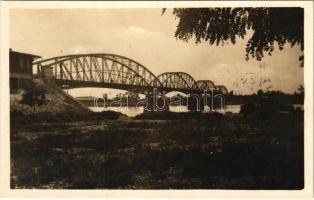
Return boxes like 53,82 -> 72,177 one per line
33,53 -> 163,88
215,85 -> 228,94
196,80 -> 216,91
157,72 -> 198,91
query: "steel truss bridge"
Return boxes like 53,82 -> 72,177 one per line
33,53 -> 228,95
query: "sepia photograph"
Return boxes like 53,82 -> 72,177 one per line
0,1 -> 313,198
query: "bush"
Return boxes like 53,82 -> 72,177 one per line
20,85 -> 47,113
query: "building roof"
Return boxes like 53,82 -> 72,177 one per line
9,49 -> 41,59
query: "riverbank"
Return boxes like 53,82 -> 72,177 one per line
11,110 -> 304,189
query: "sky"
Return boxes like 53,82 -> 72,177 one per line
10,9 -> 304,96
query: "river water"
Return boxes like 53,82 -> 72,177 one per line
89,105 -> 242,117
89,104 -> 304,117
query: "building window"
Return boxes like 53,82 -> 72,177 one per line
25,59 -> 31,69
20,58 -> 24,69
10,78 -> 18,90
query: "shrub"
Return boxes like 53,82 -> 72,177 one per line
20,85 -> 47,113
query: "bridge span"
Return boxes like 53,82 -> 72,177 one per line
33,53 -> 228,95
33,53 -> 228,111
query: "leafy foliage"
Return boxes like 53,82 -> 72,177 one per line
168,8 -> 304,66
20,85 -> 47,112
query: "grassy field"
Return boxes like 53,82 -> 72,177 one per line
10,111 -> 304,189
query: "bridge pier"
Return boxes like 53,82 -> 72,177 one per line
187,93 -> 205,112
206,91 -> 226,111
144,89 -> 169,112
